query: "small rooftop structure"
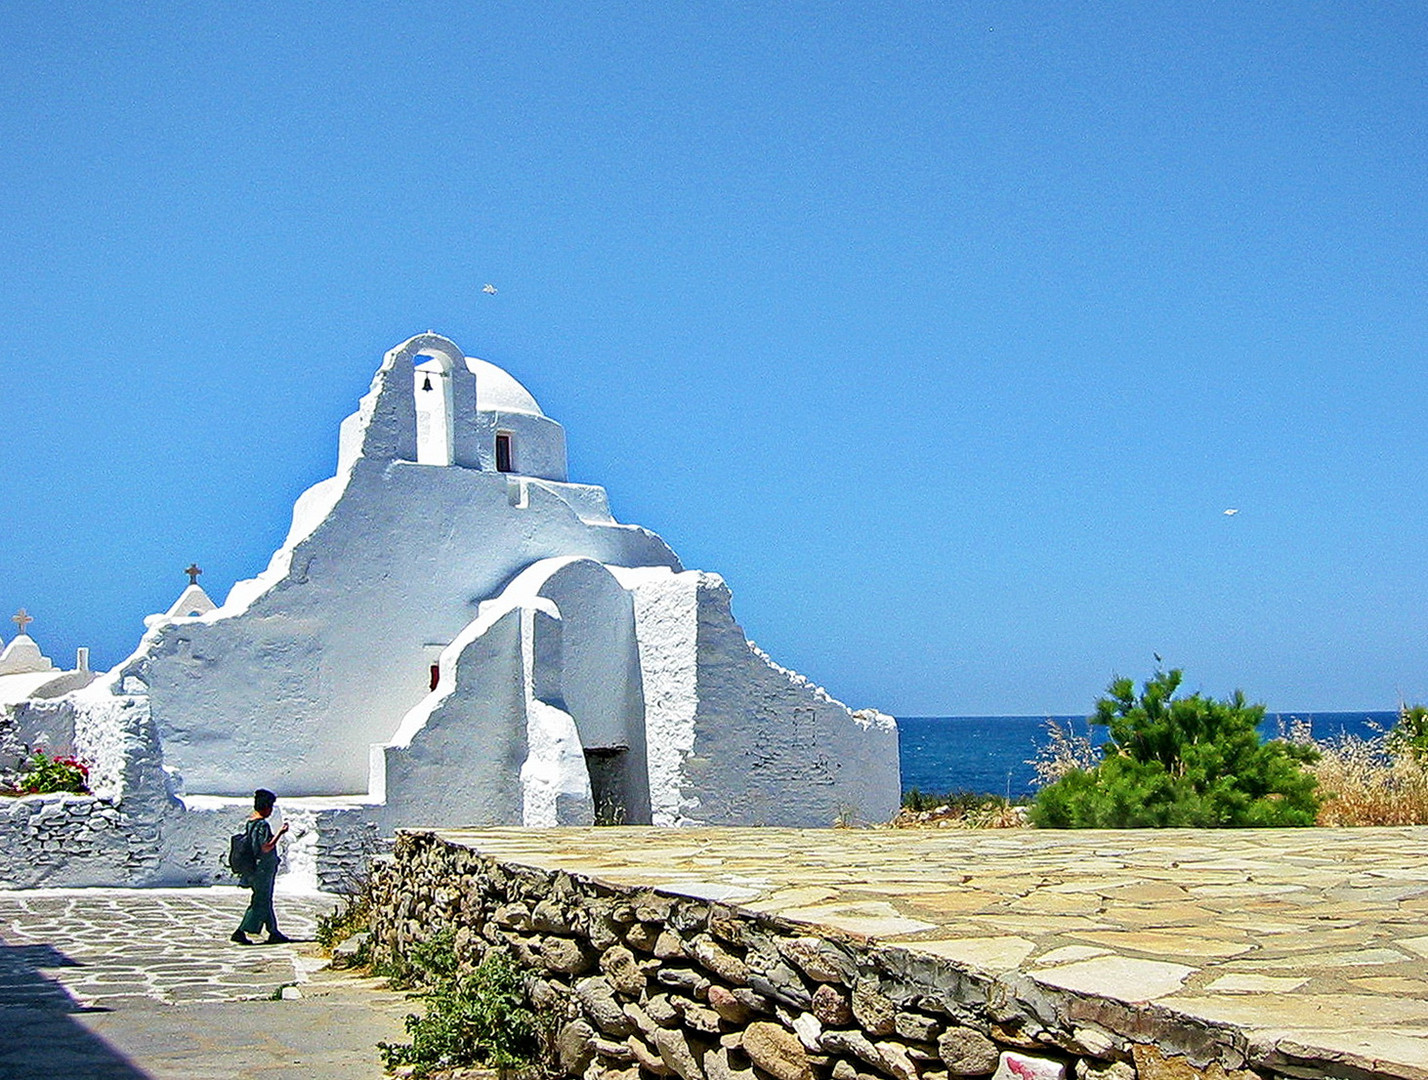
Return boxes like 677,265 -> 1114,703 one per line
0,610 -> 96,706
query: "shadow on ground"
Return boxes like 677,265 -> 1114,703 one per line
0,936 -> 152,1079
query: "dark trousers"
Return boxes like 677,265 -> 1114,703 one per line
238,870 -> 280,936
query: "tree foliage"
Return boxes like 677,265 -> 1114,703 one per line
1031,668 -> 1320,828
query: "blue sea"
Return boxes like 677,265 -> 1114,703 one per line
897,712 -> 1397,799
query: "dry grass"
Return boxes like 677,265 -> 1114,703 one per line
890,803 -> 1028,829
1027,718 -> 1100,787
1285,717 -> 1428,826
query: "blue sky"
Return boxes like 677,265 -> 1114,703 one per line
0,2 -> 1424,715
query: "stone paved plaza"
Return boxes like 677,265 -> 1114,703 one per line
0,886 -> 409,1079
434,825 -> 1428,1078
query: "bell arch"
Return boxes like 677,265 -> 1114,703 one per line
383,333 -> 480,468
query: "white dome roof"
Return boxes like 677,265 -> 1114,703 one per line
465,357 -> 545,416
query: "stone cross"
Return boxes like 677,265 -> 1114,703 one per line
11,609 -> 32,635
185,564 -> 203,585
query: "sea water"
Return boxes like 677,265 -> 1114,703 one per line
897,711 -> 1397,799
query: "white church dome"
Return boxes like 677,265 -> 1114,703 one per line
466,358 -> 545,416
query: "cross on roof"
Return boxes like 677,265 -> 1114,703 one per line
11,609 -> 32,635
185,563 -> 203,586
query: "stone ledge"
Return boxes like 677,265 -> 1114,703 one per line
368,827 -> 1428,1080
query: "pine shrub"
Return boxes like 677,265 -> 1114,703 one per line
1031,668 -> 1320,828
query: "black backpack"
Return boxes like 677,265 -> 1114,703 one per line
228,824 -> 257,878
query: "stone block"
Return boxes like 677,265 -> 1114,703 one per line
990,1053 -> 1064,1080
624,1001 -> 660,1038
532,898 -> 570,933
812,984 -> 853,1026
558,1019 -> 598,1076
779,937 -> 857,985
744,1021 -> 814,1080
675,1000 -> 724,1035
691,934 -> 751,986
494,902 -> 532,930
708,984 -> 754,1023
820,1029 -> 883,1071
790,1011 -> 823,1052
654,1026 -> 708,1080
853,981 -> 898,1036
629,1034 -> 676,1075
937,1027 -> 1001,1076
577,976 -> 636,1037
670,901 -> 710,933
593,1036 -> 637,1062
647,994 -> 681,1027
749,968 -> 813,1011
601,945 -> 648,996
876,1040 -> 922,1080
1131,1045 -> 1252,1080
895,1013 -> 941,1044
655,930 -> 688,959
625,922 -> 660,952
542,936 -> 598,975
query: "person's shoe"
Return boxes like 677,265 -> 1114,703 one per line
264,932 -> 292,945
229,931 -> 254,946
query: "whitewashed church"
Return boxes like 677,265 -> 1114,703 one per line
0,334 -> 899,887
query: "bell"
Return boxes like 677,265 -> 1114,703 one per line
421,375 -> 433,391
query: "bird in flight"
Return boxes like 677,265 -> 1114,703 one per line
1223,508 -> 1239,516
482,283 -> 498,295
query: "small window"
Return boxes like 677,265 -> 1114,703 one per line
495,432 -> 513,473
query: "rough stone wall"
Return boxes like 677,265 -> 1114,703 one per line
370,833 -> 1271,1080
0,691 -> 170,886
0,683 -> 387,888
0,793 -> 144,887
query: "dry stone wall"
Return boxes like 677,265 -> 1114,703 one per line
370,833 -> 1272,1080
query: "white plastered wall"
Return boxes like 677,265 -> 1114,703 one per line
126,337 -> 680,797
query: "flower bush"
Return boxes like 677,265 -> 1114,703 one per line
2,749 -> 91,796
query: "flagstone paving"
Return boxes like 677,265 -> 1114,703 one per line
434,825 -> 1428,1078
0,886 -> 410,1079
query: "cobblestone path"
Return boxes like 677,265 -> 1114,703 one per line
0,886 -> 329,1007
0,886 -> 410,1079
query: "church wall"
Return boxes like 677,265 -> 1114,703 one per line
611,566 -> 901,828
685,576 -> 900,827
0,335 -> 904,888
533,559 -> 653,825
138,455 -> 680,799
376,606 -> 530,828
612,566 -> 704,826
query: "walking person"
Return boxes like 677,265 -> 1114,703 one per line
230,788 -> 291,945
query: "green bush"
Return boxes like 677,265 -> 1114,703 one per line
378,934 -> 543,1079
1031,668 -> 1320,828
